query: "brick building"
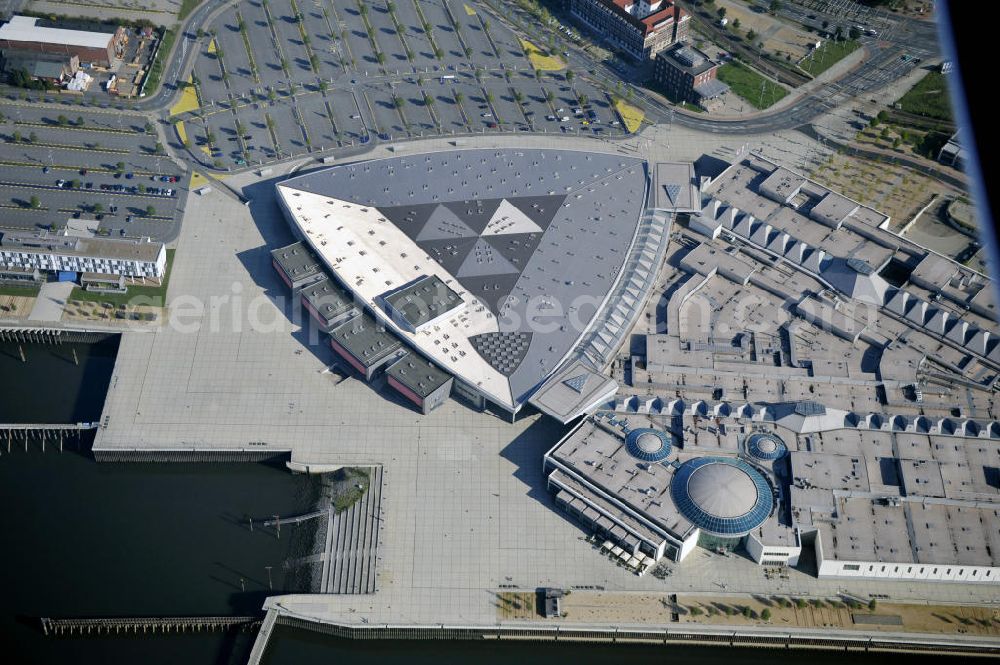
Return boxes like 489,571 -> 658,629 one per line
0,16 -> 126,68
568,0 -> 689,60
654,42 -> 728,106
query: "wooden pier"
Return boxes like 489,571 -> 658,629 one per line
40,615 -> 262,636
1,423 -> 98,452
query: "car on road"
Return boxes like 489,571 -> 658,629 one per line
42,166 -> 49,174
481,113 -> 492,118
56,179 -> 65,187
125,173 -> 133,179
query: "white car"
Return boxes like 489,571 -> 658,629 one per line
481,112 -> 492,118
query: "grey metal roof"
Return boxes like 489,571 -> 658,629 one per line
382,275 -> 463,328
330,311 -> 403,367
280,149 -> 650,407
386,355 -> 452,398
271,242 -> 322,282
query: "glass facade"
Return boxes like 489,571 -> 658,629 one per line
670,457 -> 774,536
624,428 -> 672,462
746,433 -> 788,461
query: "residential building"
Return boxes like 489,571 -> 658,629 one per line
568,0 -> 688,60
654,42 -> 728,105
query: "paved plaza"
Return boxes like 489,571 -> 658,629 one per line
90,128 -> 1000,634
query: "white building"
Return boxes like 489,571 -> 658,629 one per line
0,230 -> 166,280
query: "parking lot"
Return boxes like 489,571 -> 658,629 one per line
170,0 -> 632,172
0,104 -> 187,242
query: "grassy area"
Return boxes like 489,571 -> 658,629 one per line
207,38 -> 217,55
169,77 -> 200,116
68,249 -> 175,307
520,39 -> 565,71
332,467 -> 371,514
613,98 -> 645,133
717,61 -> 788,110
0,283 -> 40,297
143,28 -> 177,96
681,102 -> 705,113
178,0 -> 204,21
463,3 -> 477,15
798,39 -> 859,77
897,71 -> 952,122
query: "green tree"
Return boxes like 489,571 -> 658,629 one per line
76,116 -> 84,127
29,195 -> 40,209
717,7 -> 727,20
761,608 -> 772,621
770,0 -> 783,14
57,114 -> 68,125
733,18 -> 741,30
145,205 -> 157,217
565,69 -> 574,83
747,29 -> 757,42
28,131 -> 37,143
93,202 -> 104,214
12,130 -> 21,143
849,26 -> 861,40
376,52 -> 386,65
115,161 -> 126,172
742,606 -> 752,618
545,90 -> 555,103
154,142 -> 165,155
393,95 -> 405,109
868,599 -> 878,611
454,91 -> 464,104
464,46 -> 473,58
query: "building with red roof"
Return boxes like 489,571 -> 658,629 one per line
568,0 -> 689,60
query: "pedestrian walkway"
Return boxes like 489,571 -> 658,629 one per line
27,282 -> 74,322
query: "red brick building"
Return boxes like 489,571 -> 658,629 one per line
568,0 -> 689,60
0,16 -> 126,68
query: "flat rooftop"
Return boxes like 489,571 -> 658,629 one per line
271,241 -> 322,283
0,15 -> 114,49
385,355 -> 452,398
301,277 -> 355,325
0,230 -> 163,263
330,310 -> 403,368
382,275 -> 463,329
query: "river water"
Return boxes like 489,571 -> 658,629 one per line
0,340 -> 980,664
